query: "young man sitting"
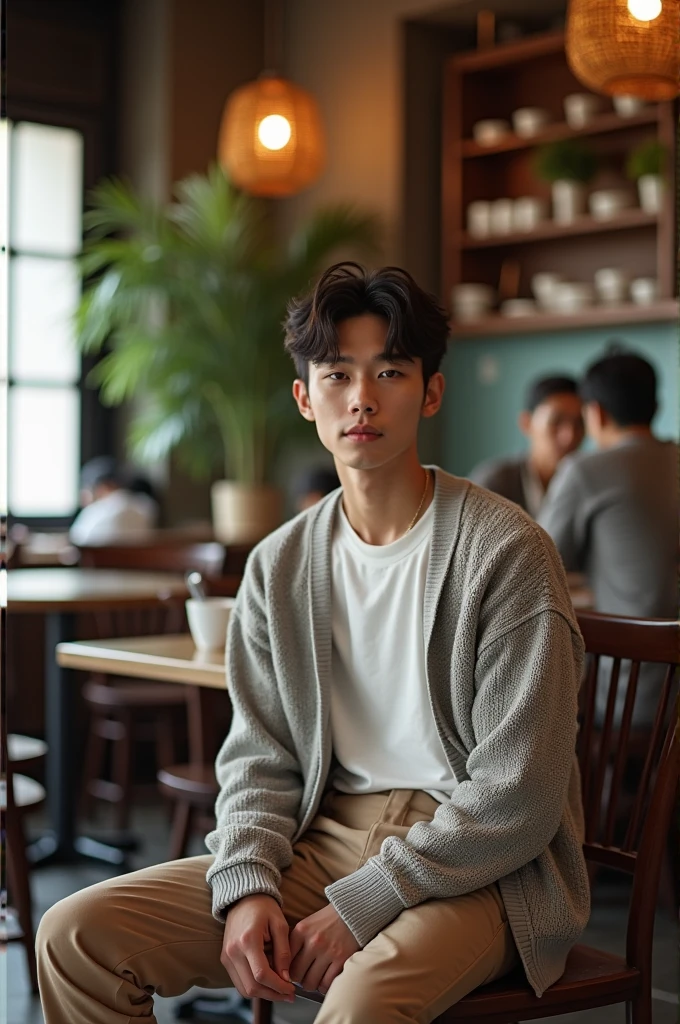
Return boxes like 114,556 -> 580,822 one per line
37,263 -> 589,1024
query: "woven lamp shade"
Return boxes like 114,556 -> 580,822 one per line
218,76 -> 325,197
566,0 -> 680,100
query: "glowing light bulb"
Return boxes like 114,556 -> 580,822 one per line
257,114 -> 291,150
627,0 -> 662,21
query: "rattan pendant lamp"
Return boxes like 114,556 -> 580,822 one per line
218,0 -> 325,196
566,0 -> 680,99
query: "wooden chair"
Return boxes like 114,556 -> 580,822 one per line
253,611 -> 680,1024
77,540 -> 227,577
4,760 -> 46,993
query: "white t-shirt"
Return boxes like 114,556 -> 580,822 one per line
69,490 -> 158,546
330,499 -> 457,802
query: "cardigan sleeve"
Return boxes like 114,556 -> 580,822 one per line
325,608 -> 583,947
205,560 -> 304,921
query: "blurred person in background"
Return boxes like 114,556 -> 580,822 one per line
539,351 -> 677,622
469,375 -> 584,517
539,351 -> 678,726
69,456 -> 159,546
294,465 -> 341,512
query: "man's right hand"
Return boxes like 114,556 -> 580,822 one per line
221,893 -> 295,1003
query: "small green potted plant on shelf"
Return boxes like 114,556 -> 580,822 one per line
626,139 -> 667,216
76,165 -> 380,544
533,139 -> 598,225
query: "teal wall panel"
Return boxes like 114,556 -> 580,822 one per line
439,322 -> 679,476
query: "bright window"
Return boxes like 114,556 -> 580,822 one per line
5,120 -> 83,519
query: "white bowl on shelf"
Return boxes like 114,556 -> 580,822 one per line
630,277 -> 659,306
613,95 -> 646,118
451,283 -> 495,322
512,107 -> 551,138
563,93 -> 602,129
550,282 -> 595,315
531,272 -> 564,311
500,298 -> 538,318
472,119 -> 511,146
589,189 -> 634,221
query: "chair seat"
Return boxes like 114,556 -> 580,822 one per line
8,734 -> 48,762
157,763 -> 218,805
439,945 -> 639,1021
83,680 -> 187,708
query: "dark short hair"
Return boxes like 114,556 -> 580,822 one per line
580,350 -> 657,426
524,375 -> 579,413
284,262 -> 449,388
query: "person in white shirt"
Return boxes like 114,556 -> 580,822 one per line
69,456 -> 159,546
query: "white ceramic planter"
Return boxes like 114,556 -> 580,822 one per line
211,481 -> 283,545
637,174 -> 663,215
552,180 -> 586,224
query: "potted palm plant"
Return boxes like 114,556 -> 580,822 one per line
76,166 -> 380,543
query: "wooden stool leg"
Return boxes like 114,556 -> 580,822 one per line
113,711 -> 133,831
156,709 -> 176,772
168,801 -> 193,861
80,716 -> 107,820
6,807 -> 39,993
252,997 -> 274,1024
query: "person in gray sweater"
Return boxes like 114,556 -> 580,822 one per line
37,264 -> 589,1024
470,375 -> 584,517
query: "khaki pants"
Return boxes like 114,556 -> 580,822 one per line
37,789 -> 518,1024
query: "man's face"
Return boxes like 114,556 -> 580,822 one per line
292,314 -> 444,472
520,393 -> 584,470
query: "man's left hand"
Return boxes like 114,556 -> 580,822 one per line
289,903 -> 361,994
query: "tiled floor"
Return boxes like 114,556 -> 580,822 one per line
9,801 -> 678,1024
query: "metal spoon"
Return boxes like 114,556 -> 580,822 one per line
185,570 -> 207,601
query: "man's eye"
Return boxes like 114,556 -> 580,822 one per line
327,372 -> 347,381
379,369 -> 402,378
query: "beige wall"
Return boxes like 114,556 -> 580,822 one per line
281,0 -> 465,262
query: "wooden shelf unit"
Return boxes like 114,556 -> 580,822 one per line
441,30 -> 677,338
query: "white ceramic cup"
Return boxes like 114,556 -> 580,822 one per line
472,119 -> 511,146
551,282 -> 595,315
589,188 -> 634,221
467,200 -> 492,238
500,298 -> 537,318
490,198 -> 514,235
594,267 -> 629,305
563,93 -> 602,129
186,597 -> 236,652
531,272 -> 564,310
613,95 -> 646,118
512,107 -> 550,138
630,277 -> 659,306
451,283 -> 495,322
513,196 -> 548,232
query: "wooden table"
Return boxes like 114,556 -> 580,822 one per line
56,634 -> 226,689
8,569 -> 188,864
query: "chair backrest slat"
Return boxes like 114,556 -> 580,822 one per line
575,611 -> 679,976
603,660 -> 640,846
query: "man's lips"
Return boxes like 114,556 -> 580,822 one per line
345,425 -> 382,439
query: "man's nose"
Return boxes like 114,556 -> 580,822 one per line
349,381 -> 377,415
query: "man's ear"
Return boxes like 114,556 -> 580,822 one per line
421,372 -> 446,419
293,379 -> 316,422
518,410 -> 532,436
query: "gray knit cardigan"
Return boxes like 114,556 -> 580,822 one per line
206,469 -> 590,997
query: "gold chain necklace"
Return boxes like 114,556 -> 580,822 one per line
406,469 -> 430,532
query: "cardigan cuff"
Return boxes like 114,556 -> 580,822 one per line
325,858 -> 405,947
208,863 -> 282,922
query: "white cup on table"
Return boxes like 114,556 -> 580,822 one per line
186,597 -> 236,652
